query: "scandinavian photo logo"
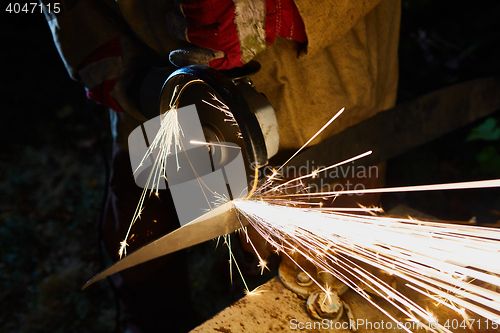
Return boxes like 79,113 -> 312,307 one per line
128,104 -> 248,226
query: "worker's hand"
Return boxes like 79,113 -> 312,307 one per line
78,37 -> 174,118
77,37 -> 126,113
167,0 -> 307,70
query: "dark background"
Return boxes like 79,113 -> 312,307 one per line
1,1 -> 500,332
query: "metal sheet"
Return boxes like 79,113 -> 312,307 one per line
191,206 -> 498,333
83,202 -> 246,289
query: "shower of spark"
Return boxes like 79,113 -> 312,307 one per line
119,107 -> 184,258
203,92 -> 243,139
119,88 -> 241,258
122,88 -> 500,330
203,93 -> 237,126
227,108 -> 500,331
227,109 -> 500,330
234,198 -> 500,332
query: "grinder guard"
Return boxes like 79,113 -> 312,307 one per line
159,64 -> 279,193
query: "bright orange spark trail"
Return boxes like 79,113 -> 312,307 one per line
234,198 -> 500,332
119,108 -> 184,258
280,179 -> 500,197
231,107 -> 500,331
126,99 -> 500,331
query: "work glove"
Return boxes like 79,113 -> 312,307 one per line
78,37 -> 126,113
78,37 -> 176,119
167,0 -> 307,70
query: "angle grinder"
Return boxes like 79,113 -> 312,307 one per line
132,61 -> 279,193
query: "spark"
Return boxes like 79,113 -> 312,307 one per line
281,179 -> 500,198
312,206 -> 384,213
276,107 -> 345,174
123,94 -> 500,329
232,195 -> 500,330
262,150 -> 372,195
223,234 -> 253,292
257,258 -> 269,275
119,106 -> 184,258
119,85 -> 263,295
190,140 -> 242,149
203,93 -> 238,126
228,107 -> 500,329
118,240 -> 128,258
118,86 -> 239,259
244,285 -> 266,296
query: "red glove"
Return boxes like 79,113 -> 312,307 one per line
167,0 -> 307,70
78,37 -> 125,113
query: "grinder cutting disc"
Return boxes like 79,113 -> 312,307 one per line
159,65 -> 269,194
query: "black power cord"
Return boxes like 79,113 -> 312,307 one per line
86,99 -> 122,333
